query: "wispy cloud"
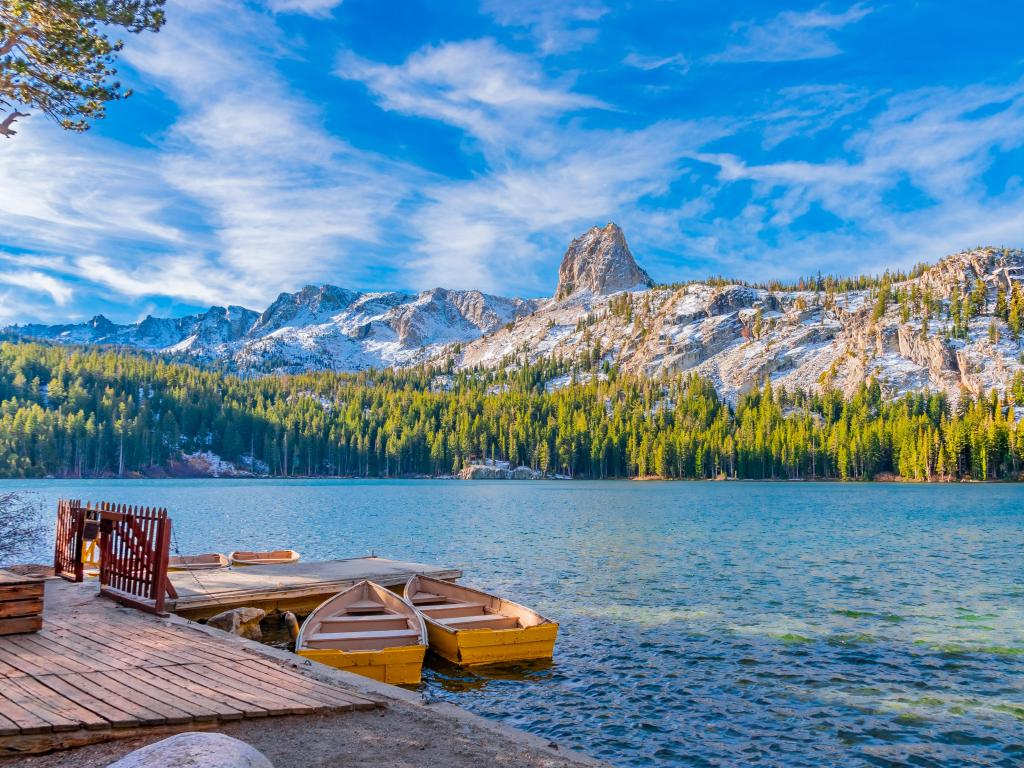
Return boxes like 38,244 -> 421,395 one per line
685,80 -> 1024,278
407,121 -> 725,293
0,270 -> 73,306
338,39 -> 606,148
340,37 -> 728,292
623,52 -> 689,73
755,84 -> 874,148
710,3 -> 872,64
263,0 -> 343,17
480,0 -> 608,55
0,0 -> 420,316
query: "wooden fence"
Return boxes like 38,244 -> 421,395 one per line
54,499 -> 178,616
54,498 -> 85,583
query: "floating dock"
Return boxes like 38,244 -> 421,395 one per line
168,556 -> 462,619
0,578 -> 380,756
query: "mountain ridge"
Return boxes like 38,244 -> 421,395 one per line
6,224 -> 1024,404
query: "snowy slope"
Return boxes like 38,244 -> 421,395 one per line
7,284 -> 539,374
6,224 -> 1024,404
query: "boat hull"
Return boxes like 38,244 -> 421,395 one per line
298,644 -> 427,685
425,621 -> 558,666
228,550 -> 300,566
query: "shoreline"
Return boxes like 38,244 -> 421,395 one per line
6,473 -> 1019,484
5,577 -> 604,768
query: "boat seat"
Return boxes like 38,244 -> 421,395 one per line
345,599 -> 387,614
420,602 -> 486,619
326,612 -> 401,622
437,614 -> 520,630
410,592 -> 448,605
304,627 -> 422,651
321,615 -> 411,632
311,628 -> 420,642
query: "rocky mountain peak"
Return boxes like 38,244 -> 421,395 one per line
89,314 -> 115,332
555,223 -> 654,301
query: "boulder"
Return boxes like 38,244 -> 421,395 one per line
458,463 -> 543,480
206,607 -> 266,640
107,732 -> 273,768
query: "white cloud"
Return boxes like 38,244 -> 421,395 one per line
710,3 -> 871,64
755,84 -> 874,148
404,121 -> 727,292
338,39 -> 605,147
263,0 -> 343,17
678,80 -> 1024,280
481,0 -> 608,55
0,270 -> 73,306
0,0 -> 420,315
623,52 -> 689,73
339,37 -> 729,293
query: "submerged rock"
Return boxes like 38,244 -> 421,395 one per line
107,732 -> 273,768
207,607 -> 266,640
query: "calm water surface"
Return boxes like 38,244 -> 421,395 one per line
4,479 -> 1023,767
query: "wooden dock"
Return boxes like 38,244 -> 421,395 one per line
168,556 -> 462,619
0,579 -> 381,756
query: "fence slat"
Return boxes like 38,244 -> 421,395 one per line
57,498 -> 173,616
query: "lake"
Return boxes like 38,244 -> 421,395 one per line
3,479 -> 1022,767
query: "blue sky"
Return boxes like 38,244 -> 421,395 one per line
2,0 -> 1024,324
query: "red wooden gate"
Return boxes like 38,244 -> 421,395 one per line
54,499 -> 178,616
96,502 -> 177,616
54,498 -> 85,583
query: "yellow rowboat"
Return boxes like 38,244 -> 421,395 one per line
168,553 -> 229,571
295,580 -> 427,685
405,575 -> 557,666
228,549 -> 300,566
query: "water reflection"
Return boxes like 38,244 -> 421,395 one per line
425,656 -> 555,693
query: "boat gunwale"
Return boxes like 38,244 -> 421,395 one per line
228,549 -> 301,566
296,579 -> 428,654
168,552 -> 229,570
405,575 -> 555,637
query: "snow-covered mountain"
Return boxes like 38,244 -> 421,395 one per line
7,284 -> 539,373
7,223 -> 1024,403
456,236 -> 1024,403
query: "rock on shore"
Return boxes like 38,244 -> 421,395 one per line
458,463 -> 544,480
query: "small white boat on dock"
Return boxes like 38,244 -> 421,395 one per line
296,580 -> 427,685
228,549 -> 300,566
168,553 -> 228,571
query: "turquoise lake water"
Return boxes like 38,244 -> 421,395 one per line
3,479 -> 1022,767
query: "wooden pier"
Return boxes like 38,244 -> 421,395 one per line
0,578 -> 381,756
168,556 -> 462,619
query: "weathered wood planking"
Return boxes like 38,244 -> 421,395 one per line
0,580 -> 381,756
0,570 -> 44,636
168,556 -> 462,619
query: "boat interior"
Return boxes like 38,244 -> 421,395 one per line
229,549 -> 299,564
406,576 -> 544,632
168,553 -> 227,570
301,582 -> 425,652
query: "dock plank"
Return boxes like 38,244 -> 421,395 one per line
81,671 -> 195,725
143,666 -> 267,719
228,657 -> 378,709
119,667 -> 244,721
168,556 -> 461,615
0,570 -> 388,756
6,676 -> 109,731
36,676 -> 140,729
0,690 -> 53,734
